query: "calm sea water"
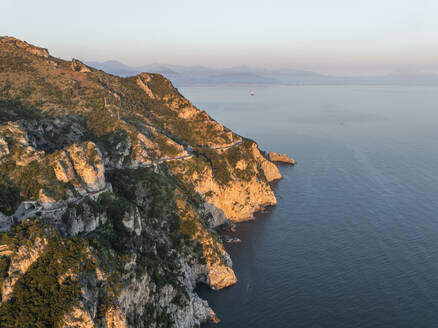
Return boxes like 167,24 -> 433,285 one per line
180,85 -> 438,328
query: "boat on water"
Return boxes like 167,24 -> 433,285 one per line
223,235 -> 242,244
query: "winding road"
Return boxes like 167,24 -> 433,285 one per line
106,140 -> 244,170
8,183 -> 113,225
1,140 -> 245,231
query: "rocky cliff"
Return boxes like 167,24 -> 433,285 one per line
0,37 -> 282,327
268,151 -> 295,165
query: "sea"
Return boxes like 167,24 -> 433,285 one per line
179,85 -> 438,328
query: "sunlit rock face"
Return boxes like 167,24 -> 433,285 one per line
170,141 -> 281,222
268,151 -> 295,165
71,59 -> 91,73
0,36 -> 50,58
1,236 -> 48,303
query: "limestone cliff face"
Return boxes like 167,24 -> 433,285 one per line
170,141 -> 281,222
201,202 -> 228,228
53,141 -> 106,193
175,196 -> 237,290
0,36 -> 50,58
62,304 -> 96,328
0,137 -> 8,162
0,193 -> 219,327
198,173 -> 276,222
105,307 -> 127,328
1,235 -> 48,302
253,145 -> 282,182
136,75 -> 156,99
130,127 -> 188,164
0,121 -> 106,205
0,122 -> 44,166
60,200 -> 108,236
71,59 -> 92,73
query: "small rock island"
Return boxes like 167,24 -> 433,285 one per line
268,151 -> 295,165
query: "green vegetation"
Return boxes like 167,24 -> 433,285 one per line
188,141 -> 258,186
0,220 -> 95,328
0,157 -> 69,201
87,144 -> 99,164
0,52 -> 36,73
35,77 -> 75,108
0,101 -> 46,124
108,167 -> 178,219
0,255 -> 10,298
154,134 -> 181,158
95,192 -> 132,253
0,239 -> 88,328
144,73 -> 178,99
0,184 -> 22,215
179,213 -> 199,238
92,129 -> 129,153
0,122 -> 91,205
1,219 -> 45,252
81,168 -> 197,326
163,112 -> 234,147
85,109 -> 121,137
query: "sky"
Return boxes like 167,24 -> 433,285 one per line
1,0 -> 438,75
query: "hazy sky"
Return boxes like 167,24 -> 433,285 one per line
2,0 -> 437,75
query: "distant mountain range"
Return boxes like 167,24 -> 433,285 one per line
84,60 -> 438,86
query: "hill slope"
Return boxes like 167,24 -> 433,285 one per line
0,36 -> 282,327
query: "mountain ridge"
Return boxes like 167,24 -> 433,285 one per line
85,59 -> 438,86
